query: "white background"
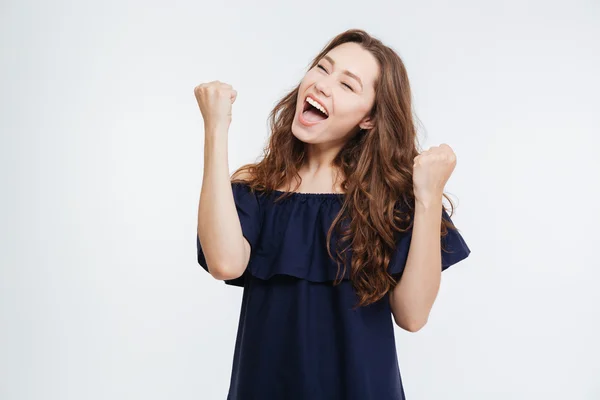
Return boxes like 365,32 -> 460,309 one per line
1,0 -> 599,399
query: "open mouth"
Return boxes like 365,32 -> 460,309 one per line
302,98 -> 329,123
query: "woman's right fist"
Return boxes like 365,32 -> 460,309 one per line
194,81 -> 238,130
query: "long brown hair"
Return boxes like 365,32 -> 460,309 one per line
231,28 -> 459,308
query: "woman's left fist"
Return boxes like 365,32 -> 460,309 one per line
412,144 -> 457,204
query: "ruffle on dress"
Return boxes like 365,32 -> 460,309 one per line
196,182 -> 470,287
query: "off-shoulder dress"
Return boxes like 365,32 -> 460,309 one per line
196,182 -> 471,400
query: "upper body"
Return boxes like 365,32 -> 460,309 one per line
195,28 -> 472,398
197,31 -> 465,332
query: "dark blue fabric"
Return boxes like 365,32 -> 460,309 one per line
196,182 -> 471,399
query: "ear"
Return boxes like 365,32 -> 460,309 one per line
359,116 -> 375,130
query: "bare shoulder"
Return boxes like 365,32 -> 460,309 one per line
230,165 -> 255,182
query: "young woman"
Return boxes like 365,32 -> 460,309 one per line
195,28 -> 471,400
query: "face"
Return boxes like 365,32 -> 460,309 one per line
292,42 -> 379,145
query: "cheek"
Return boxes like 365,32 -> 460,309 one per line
297,79 -> 313,101
301,71 -> 318,87
335,101 -> 364,122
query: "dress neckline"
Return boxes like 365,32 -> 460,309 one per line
231,181 -> 345,199
271,188 -> 345,198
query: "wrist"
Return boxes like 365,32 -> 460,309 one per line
204,122 -> 229,135
415,195 -> 443,211
204,125 -> 228,144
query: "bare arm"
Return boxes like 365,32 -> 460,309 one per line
389,197 -> 443,332
197,124 -> 251,281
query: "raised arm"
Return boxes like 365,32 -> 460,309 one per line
195,81 -> 250,281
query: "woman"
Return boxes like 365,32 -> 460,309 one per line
195,28 -> 471,400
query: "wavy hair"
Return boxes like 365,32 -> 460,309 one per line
231,28 -> 460,308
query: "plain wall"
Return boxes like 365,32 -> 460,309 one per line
1,0 -> 599,398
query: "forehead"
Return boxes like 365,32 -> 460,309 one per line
323,42 -> 379,88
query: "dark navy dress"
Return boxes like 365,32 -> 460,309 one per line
196,182 -> 471,400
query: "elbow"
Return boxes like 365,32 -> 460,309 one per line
395,315 -> 428,333
198,231 -> 250,283
205,256 -> 246,281
208,263 -> 245,282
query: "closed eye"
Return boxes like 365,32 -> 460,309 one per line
317,64 -> 354,92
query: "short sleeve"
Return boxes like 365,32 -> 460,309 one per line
388,207 -> 471,280
439,208 -> 471,271
196,182 -> 262,287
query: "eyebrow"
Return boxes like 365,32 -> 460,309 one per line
322,55 -> 363,90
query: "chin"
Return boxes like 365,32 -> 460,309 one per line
291,124 -> 313,144
291,118 -> 320,142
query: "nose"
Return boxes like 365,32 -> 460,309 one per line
314,77 -> 332,97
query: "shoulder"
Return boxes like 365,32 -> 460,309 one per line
230,165 -> 255,183
230,166 -> 262,205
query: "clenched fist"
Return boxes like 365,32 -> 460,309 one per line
194,80 -> 238,132
412,144 -> 457,205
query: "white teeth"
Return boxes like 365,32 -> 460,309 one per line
305,97 -> 328,116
